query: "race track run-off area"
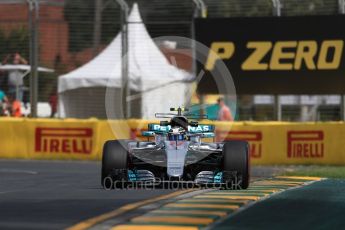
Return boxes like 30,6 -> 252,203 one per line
0,160 -> 344,230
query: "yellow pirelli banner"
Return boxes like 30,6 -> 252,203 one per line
127,120 -> 345,165
1,118 -> 345,164
0,118 -> 128,160
215,121 -> 345,165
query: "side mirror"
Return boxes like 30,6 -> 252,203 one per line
189,121 -> 198,127
160,121 -> 170,126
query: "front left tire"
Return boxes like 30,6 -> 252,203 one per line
222,140 -> 250,189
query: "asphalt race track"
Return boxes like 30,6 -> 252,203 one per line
0,160 -> 343,230
0,160 -> 174,230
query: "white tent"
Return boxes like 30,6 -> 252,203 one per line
58,3 -> 192,119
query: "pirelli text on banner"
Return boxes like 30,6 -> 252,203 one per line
195,15 -> 345,94
216,130 -> 263,159
35,127 -> 93,154
287,131 -> 324,159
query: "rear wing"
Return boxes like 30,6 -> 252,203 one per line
155,107 -> 208,120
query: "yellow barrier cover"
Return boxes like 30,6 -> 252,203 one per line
1,118 -> 345,164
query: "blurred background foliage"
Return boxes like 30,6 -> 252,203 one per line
0,27 -> 29,63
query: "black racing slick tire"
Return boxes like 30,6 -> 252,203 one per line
101,140 -> 128,188
223,140 -> 250,189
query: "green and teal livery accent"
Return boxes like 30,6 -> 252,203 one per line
213,172 -> 223,183
127,170 -> 137,181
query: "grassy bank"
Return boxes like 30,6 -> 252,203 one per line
279,165 -> 345,179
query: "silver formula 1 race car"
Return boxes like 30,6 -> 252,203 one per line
101,108 -> 250,189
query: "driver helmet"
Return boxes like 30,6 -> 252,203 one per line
168,116 -> 188,141
168,127 -> 185,141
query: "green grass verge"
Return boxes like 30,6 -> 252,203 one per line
280,165 -> 345,179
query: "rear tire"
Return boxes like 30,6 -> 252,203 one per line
101,140 -> 128,188
223,141 -> 250,189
